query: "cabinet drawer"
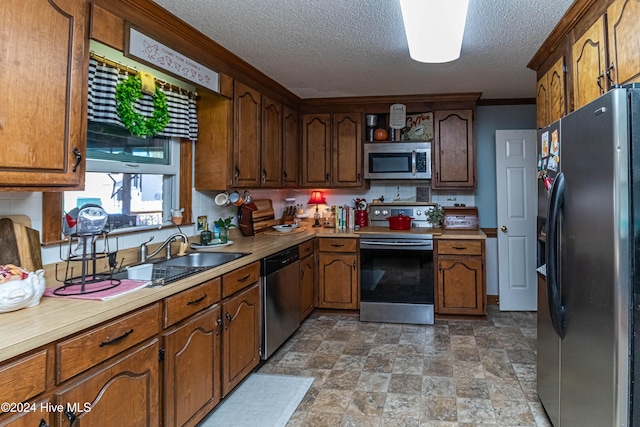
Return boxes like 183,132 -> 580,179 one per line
0,349 -> 49,409
222,262 -> 260,298
298,239 -> 315,257
437,240 -> 483,256
56,303 -> 161,383
164,277 -> 222,328
318,238 -> 357,253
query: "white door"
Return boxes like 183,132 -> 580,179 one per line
496,130 -> 537,311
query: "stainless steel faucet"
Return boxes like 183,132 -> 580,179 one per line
139,220 -> 188,263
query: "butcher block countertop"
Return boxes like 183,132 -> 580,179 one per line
0,225 -> 483,362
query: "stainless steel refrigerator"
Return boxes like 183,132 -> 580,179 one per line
537,85 -> 640,427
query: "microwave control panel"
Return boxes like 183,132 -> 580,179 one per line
416,152 -> 427,172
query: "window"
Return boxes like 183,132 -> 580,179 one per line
63,123 -> 181,235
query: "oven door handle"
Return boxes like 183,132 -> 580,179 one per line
362,241 -> 427,246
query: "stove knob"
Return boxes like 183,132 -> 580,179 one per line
416,210 -> 423,216
373,209 -> 381,216
382,209 -> 389,216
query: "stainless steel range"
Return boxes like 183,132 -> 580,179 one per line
360,203 -> 437,325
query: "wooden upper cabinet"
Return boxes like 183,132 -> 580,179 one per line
261,96 -> 283,187
302,113 -> 332,187
432,109 -> 475,189
572,15 -> 607,110
0,0 -> 88,189
332,113 -> 363,187
548,58 -> 566,125
536,75 -> 549,129
233,81 -> 261,187
282,106 -> 300,187
607,0 -> 640,86
537,57 -> 566,128
195,91 -> 233,191
302,112 -> 365,188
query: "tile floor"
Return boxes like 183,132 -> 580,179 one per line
258,306 -> 552,427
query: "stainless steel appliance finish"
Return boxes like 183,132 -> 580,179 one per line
364,142 -> 431,180
538,86 -> 640,426
369,202 -> 438,228
261,246 -> 300,360
360,203 -> 435,325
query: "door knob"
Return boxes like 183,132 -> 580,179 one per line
501,225 -> 507,232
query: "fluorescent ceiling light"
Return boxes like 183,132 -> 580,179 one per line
399,0 -> 469,63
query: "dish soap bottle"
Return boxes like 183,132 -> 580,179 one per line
200,222 -> 212,246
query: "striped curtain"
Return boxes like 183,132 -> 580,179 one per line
88,58 -> 198,140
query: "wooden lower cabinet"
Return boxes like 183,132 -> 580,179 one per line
0,396 -> 54,427
299,253 -> 315,320
221,283 -> 261,396
163,306 -> 221,427
435,239 -> 486,315
55,339 -> 160,427
317,237 -> 359,309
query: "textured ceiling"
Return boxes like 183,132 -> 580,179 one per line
151,0 -> 573,100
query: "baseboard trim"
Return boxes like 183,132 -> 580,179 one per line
487,295 -> 499,306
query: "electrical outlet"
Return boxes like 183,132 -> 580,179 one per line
446,193 -> 457,201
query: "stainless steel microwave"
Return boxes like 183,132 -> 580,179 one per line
364,142 -> 431,180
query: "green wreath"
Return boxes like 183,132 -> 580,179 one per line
115,75 -> 170,137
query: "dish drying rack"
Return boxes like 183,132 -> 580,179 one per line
54,232 -> 121,296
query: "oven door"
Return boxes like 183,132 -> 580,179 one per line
360,238 -> 434,324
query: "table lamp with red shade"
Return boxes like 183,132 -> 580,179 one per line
307,191 -> 326,227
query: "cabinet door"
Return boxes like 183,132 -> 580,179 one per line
536,74 -> 549,129
261,96 -> 283,187
548,57 -> 566,124
282,106 -> 300,188
1,0 -> 88,188
433,110 -> 475,189
317,253 -> 358,309
233,81 -> 261,187
607,0 -> 640,86
0,397 -> 54,427
302,114 -> 331,187
572,15 -> 607,110
164,306 -> 221,427
436,257 -> 485,315
55,340 -> 159,427
332,113 -> 363,188
221,283 -> 260,397
299,254 -> 315,321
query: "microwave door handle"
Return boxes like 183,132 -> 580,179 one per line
412,150 -> 417,176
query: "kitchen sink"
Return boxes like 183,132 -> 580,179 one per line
159,252 -> 249,268
115,252 -> 250,286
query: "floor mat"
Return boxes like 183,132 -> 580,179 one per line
198,373 -> 314,427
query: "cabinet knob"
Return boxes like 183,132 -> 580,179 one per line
501,225 -> 507,232
325,173 -> 330,182
353,260 -> 356,270
262,169 -> 267,182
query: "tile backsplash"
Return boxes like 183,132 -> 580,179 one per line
0,183 -> 474,266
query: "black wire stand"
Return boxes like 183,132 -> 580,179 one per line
54,232 -> 121,296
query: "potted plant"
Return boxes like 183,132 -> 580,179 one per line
425,205 -> 444,227
214,216 -> 236,243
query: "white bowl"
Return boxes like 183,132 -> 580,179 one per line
272,224 -> 298,233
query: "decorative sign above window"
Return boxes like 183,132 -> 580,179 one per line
125,26 -> 220,93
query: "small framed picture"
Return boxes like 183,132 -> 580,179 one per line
197,215 -> 208,231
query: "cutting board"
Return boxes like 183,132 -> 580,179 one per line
0,218 -> 43,271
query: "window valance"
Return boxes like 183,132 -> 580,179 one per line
88,55 -> 198,140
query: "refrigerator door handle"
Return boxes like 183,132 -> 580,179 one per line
546,172 -> 566,338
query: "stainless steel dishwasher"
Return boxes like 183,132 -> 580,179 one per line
261,246 -> 300,360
